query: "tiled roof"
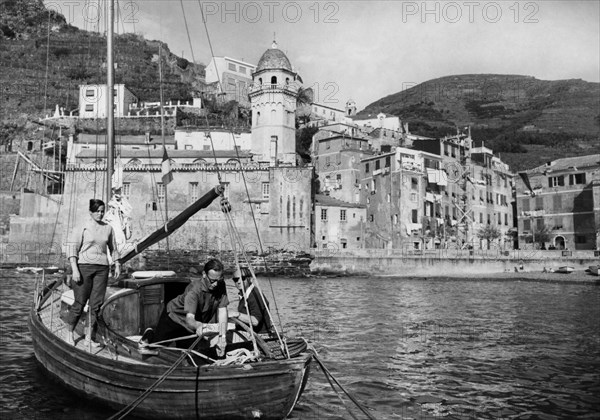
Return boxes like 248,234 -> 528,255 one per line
526,154 -> 600,173
255,47 -> 292,72
77,133 -> 176,145
315,194 -> 365,208
77,149 -> 251,159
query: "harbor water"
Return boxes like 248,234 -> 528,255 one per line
1,271 -> 599,419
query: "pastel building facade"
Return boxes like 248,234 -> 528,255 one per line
515,155 -> 600,250
205,57 -> 256,106
79,84 -> 138,118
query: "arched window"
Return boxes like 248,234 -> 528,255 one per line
27,141 -> 33,151
285,77 -> 290,85
271,76 -> 277,85
256,111 -> 260,125
292,196 -> 296,220
299,198 -> 303,221
192,158 -> 207,166
287,196 -> 290,220
126,158 -> 141,168
259,77 -> 262,84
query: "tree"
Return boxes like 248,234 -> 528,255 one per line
477,225 -> 501,250
531,223 -> 552,249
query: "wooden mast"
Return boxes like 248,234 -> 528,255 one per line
106,0 -> 115,201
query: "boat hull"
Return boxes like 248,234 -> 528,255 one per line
555,266 -> 574,274
589,265 -> 600,276
29,308 -> 311,419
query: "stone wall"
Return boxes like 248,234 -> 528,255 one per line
129,249 -> 314,277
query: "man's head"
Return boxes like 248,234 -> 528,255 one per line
233,266 -> 253,290
203,258 -> 224,290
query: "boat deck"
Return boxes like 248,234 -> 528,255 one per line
38,284 -> 148,364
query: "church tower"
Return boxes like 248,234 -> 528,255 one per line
345,99 -> 357,116
249,42 -> 302,166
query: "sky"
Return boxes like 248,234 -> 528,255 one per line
44,0 -> 600,112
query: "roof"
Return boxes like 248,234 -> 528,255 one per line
315,194 -> 365,209
77,133 -> 176,145
77,149 -> 252,159
526,154 -> 600,174
255,43 -> 292,72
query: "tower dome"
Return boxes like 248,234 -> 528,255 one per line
255,41 -> 293,72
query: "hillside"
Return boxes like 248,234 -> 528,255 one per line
0,0 -> 207,146
358,75 -> 600,171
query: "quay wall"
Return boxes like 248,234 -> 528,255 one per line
310,249 -> 600,276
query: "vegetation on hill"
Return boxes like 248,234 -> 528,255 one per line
358,74 -> 600,171
0,0 -> 208,148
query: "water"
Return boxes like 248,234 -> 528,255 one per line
1,272 -> 599,419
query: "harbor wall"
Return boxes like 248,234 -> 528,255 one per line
310,248 -> 600,276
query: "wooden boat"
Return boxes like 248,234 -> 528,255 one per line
588,265 -> 599,276
29,2 -> 312,417
30,270 -> 311,420
555,266 -> 574,274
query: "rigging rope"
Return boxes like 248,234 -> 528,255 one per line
107,336 -> 203,420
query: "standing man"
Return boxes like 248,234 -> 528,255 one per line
142,258 -> 229,356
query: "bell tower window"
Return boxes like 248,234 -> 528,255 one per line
271,76 -> 277,85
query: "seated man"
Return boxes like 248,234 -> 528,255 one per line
228,267 -> 272,335
141,258 -> 229,357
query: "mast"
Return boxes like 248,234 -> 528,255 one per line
106,0 -> 115,201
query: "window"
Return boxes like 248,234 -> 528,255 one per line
410,193 -> 417,202
365,163 -> 369,173
411,209 -> 418,223
411,177 -> 418,190
375,160 -> 380,170
85,104 -> 94,112
522,198 -> 530,212
325,156 -> 331,167
122,182 -> 130,198
369,214 -> 374,222
569,173 -> 586,185
85,89 -> 95,97
271,76 -> 277,84
321,209 -> 328,221
386,193 -> 391,203
393,214 -> 398,224
385,156 -> 391,168
228,62 -> 236,71
157,183 -> 165,203
498,213 -> 502,225
504,214 -> 508,225
189,182 -> 199,202
238,66 -> 246,74
371,179 -> 376,192
340,210 -> 346,221
203,145 -> 211,151
184,145 -> 193,150
479,213 -> 483,223
262,182 -> 270,198
487,214 -> 491,224
548,176 -> 564,187
523,219 -> 531,230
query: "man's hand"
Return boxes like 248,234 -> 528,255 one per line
195,324 -> 204,336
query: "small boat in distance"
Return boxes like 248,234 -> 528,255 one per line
588,265 -> 599,276
555,266 -> 574,274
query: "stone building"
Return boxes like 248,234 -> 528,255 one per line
314,194 -> 366,250
515,154 -> 600,250
360,147 -> 441,250
248,42 -> 302,166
